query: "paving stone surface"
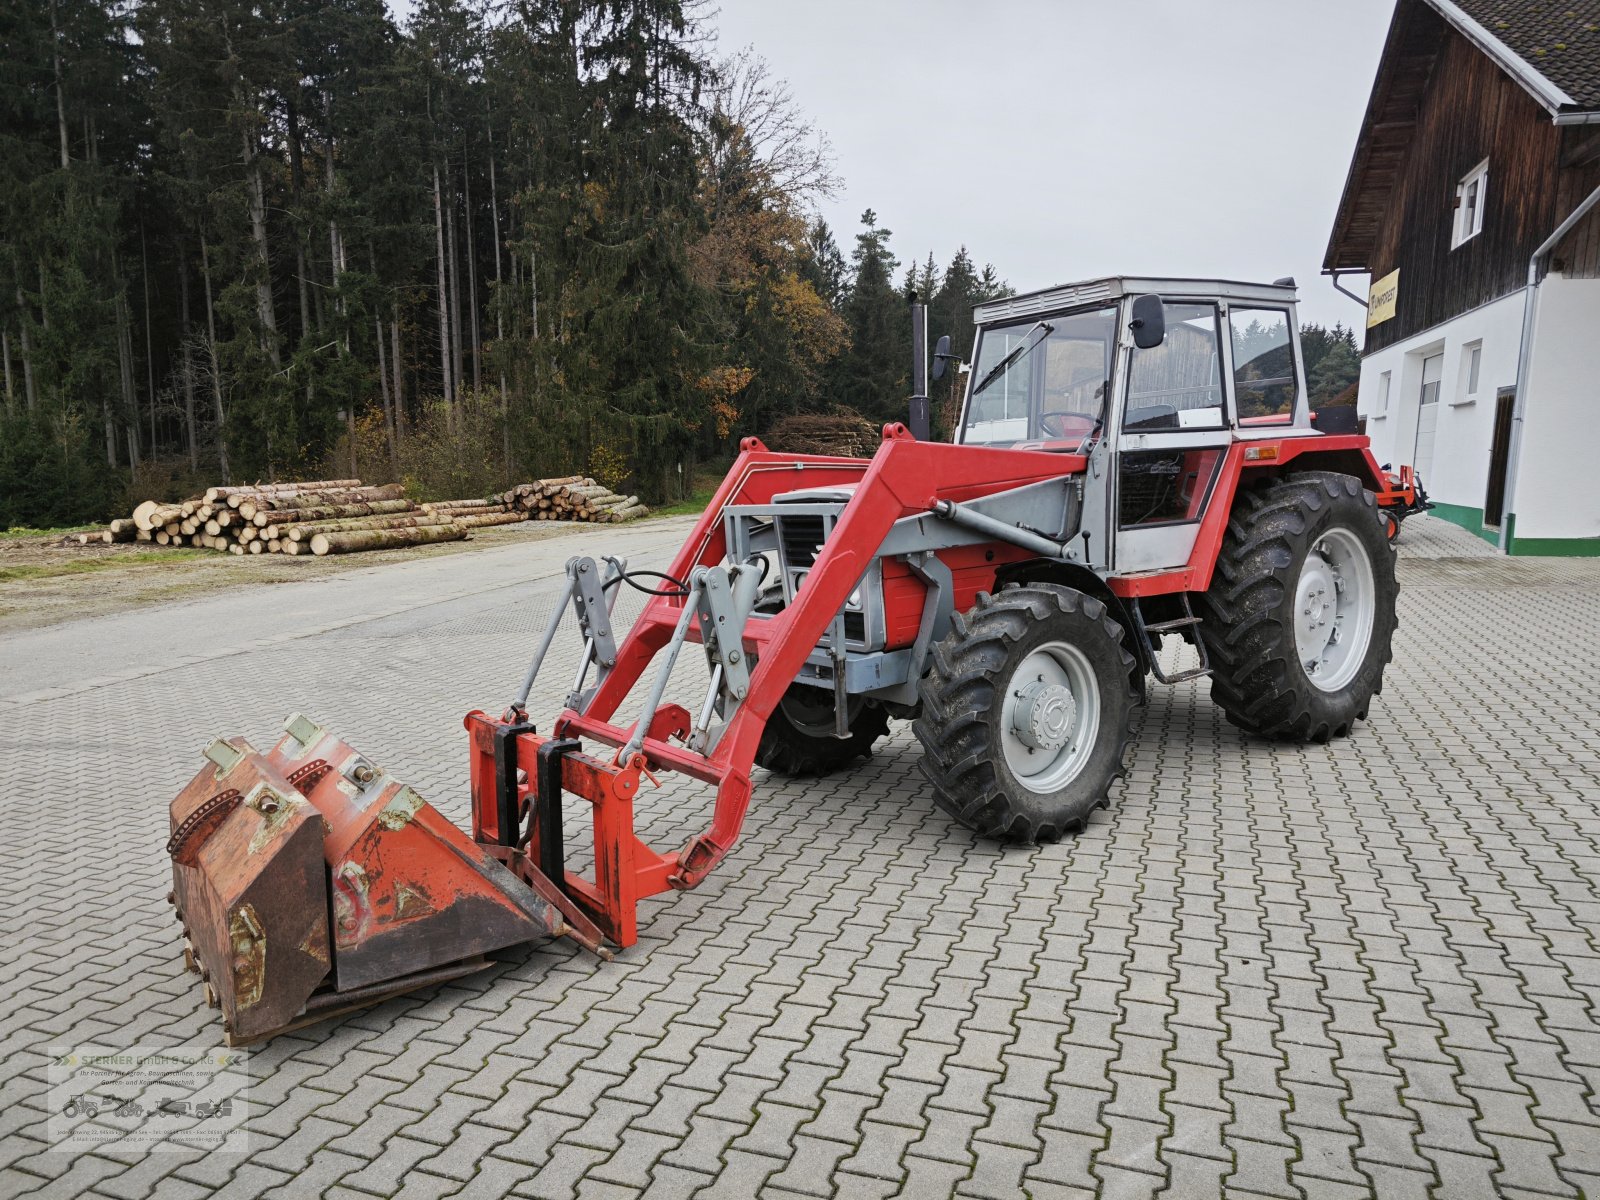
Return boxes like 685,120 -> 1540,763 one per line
2,512 -> 1597,1199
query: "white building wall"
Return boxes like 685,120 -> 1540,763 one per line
1511,273 -> 1600,542
1355,290 -> 1526,527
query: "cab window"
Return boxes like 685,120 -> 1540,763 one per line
1230,307 -> 1298,424
960,306 -> 1117,447
1123,303 -> 1224,431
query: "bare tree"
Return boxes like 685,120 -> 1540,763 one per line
705,48 -> 838,209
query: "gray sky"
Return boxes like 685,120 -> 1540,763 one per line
712,0 -> 1392,332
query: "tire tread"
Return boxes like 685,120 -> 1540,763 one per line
914,585 -> 1137,844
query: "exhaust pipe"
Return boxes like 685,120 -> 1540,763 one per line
908,291 -> 930,441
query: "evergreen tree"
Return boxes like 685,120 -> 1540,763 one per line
801,219 -> 847,310
1309,337 -> 1360,403
562,0 -> 714,500
834,209 -> 908,425
0,0 -> 1034,518
906,251 -> 939,304
1300,321 -> 1361,403
925,247 -> 1013,434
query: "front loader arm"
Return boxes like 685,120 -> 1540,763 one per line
487,425 -> 1077,946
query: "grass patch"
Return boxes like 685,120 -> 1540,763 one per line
0,549 -> 207,583
2,525 -> 100,539
649,487 -> 717,519
648,467 -> 727,519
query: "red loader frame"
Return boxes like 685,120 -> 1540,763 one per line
466,424 -> 1392,950
467,426 -> 1086,947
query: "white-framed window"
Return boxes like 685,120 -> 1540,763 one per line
1466,342 -> 1482,394
1377,370 -> 1391,415
1452,160 -> 1488,248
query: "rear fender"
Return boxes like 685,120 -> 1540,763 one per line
1246,435 -> 1385,493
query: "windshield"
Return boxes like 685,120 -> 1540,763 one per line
959,306 -> 1117,447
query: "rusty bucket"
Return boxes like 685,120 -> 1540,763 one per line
168,714 -> 565,1044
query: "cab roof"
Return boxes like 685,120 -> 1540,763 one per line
973,276 -> 1299,326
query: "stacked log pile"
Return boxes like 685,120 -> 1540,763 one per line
766,410 -> 878,458
74,472 -> 648,557
503,477 -> 649,522
76,479 -> 536,558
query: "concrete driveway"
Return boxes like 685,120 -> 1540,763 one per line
2,514 -> 1598,1199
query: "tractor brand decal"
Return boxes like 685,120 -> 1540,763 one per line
1367,269 -> 1399,328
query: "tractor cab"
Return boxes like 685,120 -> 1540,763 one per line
957,277 -> 1313,577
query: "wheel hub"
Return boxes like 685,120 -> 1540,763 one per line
999,639 -> 1101,794
1293,528 -> 1376,692
1010,680 -> 1077,753
1297,558 -> 1338,644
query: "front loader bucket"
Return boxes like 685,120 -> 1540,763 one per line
168,714 -> 566,1043
167,738 -> 331,1043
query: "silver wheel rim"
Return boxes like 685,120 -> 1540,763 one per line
1294,526 -> 1375,692
1000,640 -> 1101,793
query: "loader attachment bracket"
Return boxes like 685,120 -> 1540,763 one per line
535,738 -> 581,884
468,711 -> 683,948
493,720 -> 535,848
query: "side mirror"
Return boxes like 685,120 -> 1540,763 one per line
1129,294 -> 1165,350
931,334 -> 953,381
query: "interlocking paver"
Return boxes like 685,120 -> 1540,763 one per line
3,515 -> 1599,1199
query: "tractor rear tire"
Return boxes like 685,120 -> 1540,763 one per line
1198,471 -> 1398,742
755,684 -> 890,777
914,584 -> 1137,843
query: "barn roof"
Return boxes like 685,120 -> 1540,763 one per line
1322,0 -> 1600,274
1447,0 -> 1600,111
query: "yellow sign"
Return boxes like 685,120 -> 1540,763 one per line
1367,269 -> 1399,328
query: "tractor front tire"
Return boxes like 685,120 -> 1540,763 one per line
755,684 -> 890,777
914,584 -> 1137,843
1198,472 -> 1398,742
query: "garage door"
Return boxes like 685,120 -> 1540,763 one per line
1413,353 -> 1442,480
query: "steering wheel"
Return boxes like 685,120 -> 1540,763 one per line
1040,411 -> 1097,441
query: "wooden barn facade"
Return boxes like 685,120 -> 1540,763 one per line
1324,0 -> 1600,553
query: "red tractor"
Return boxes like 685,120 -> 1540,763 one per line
168,276 -> 1405,1042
